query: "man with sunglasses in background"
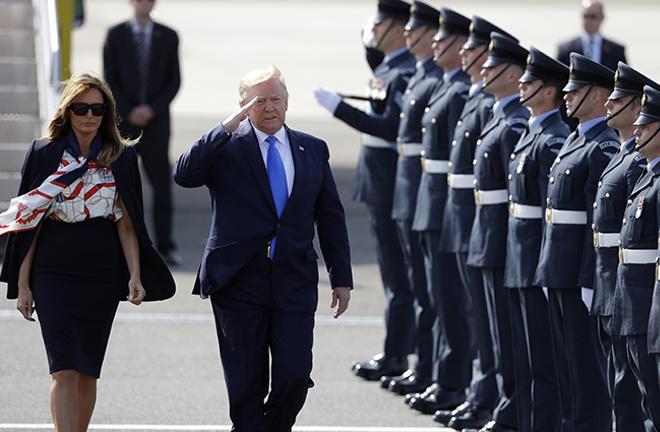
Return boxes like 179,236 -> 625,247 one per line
557,0 -> 626,71
103,0 -> 182,266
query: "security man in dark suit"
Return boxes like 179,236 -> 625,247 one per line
436,17 -> 513,430
468,32 -> 530,432
103,0 -> 181,265
505,47 -> 569,432
556,1 -> 626,71
534,53 -> 618,432
595,62 -> 656,431
381,0 -> 443,397
612,85 -> 660,430
314,0 -> 416,381
406,7 -> 472,416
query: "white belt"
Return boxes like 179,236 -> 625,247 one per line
593,232 -> 620,248
448,173 -> 475,189
398,142 -> 423,156
619,248 -> 657,264
509,203 -> 542,219
423,159 -> 450,174
363,134 -> 396,149
474,189 -> 508,205
545,209 -> 587,225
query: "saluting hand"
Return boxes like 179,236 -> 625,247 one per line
314,88 -> 342,114
127,278 -> 146,305
331,287 -> 351,319
222,97 -> 258,133
16,287 -> 35,322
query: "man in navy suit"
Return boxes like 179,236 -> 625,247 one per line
173,66 -> 353,432
556,0 -> 626,71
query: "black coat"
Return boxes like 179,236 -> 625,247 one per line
1,137 -> 176,301
557,36 -> 626,71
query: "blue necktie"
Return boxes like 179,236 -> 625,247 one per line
266,135 -> 288,258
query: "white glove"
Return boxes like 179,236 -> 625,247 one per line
581,287 -> 593,312
542,287 -> 549,300
362,15 -> 377,48
314,88 -> 342,114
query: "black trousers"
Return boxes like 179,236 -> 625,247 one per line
626,335 -> 660,431
547,288 -> 611,432
597,316 -> 645,431
210,256 -> 313,432
510,287 -> 560,432
481,268 -> 518,429
135,123 -> 175,252
456,252 -> 498,410
365,205 -> 415,359
420,232 -> 471,389
396,219 -> 432,379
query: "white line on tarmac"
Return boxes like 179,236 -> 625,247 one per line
0,310 -> 382,326
0,425 -> 449,431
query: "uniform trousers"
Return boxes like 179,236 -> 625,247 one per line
395,219 -> 432,379
547,288 -> 611,432
509,287 -> 560,432
419,232 -> 471,389
365,204 -> 415,359
597,316 -> 645,431
482,268 -> 518,429
625,335 -> 660,431
210,255 -> 314,432
456,252 -> 498,410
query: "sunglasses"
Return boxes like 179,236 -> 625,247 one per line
69,103 -> 106,116
583,14 -> 600,20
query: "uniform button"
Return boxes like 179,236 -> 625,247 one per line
509,194 -> 513,201
555,157 -> 561,163
399,113 -> 405,119
465,131 -> 470,138
623,218 -> 627,225
451,140 -> 457,146
591,223 -> 596,230
605,192 -> 610,198
396,137 -> 401,143
628,199 -> 633,205
473,179 -> 478,185
546,197 -> 551,204
476,139 -> 482,146
593,202 -> 598,209
484,152 -> 489,159
598,181 -> 603,187
431,118 -> 436,124
420,150 -> 426,157
422,127 -> 427,133
405,89 -> 411,95
424,107 -> 430,113
549,176 -> 555,183
565,169 -> 571,175
472,159 -> 478,166
457,120 -> 462,126
510,153 -> 515,160
448,161 -> 453,167
410,99 -> 416,106
507,174 -> 512,181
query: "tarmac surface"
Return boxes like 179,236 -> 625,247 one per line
1,1 -> 659,430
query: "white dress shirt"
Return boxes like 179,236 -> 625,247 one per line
252,124 -> 295,196
130,18 -> 154,51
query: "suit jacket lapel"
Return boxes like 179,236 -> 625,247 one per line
600,148 -> 627,179
236,123 -> 277,215
558,132 -> 586,158
279,126 -> 305,220
630,170 -> 654,197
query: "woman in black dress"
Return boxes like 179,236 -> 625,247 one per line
0,73 -> 175,431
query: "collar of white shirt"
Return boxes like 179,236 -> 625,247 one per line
130,18 -> 154,38
251,123 -> 295,196
252,125 -> 289,148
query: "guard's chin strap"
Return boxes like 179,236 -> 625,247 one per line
635,124 -> 660,151
568,85 -> 593,119
606,96 -> 637,123
434,36 -> 458,62
519,81 -> 546,105
375,20 -> 397,52
483,63 -> 511,90
408,27 -> 433,53
464,45 -> 489,75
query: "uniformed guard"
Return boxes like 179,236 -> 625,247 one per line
504,47 -> 569,432
314,0 -> 416,381
380,0 -> 443,396
402,6 -> 472,416
435,17 -> 515,430
534,52 -> 618,432
595,62 -> 657,431
612,84 -> 660,430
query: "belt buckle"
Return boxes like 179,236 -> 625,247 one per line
618,246 -> 624,263
509,202 -> 515,217
474,190 -> 480,205
397,144 -> 403,155
656,259 -> 660,281
593,232 -> 600,248
265,242 -> 271,257
545,208 -> 553,225
421,157 -> 426,172
447,173 -> 453,186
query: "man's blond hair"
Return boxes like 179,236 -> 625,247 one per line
239,65 -> 289,103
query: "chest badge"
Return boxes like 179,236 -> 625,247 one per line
635,195 -> 645,219
516,153 -> 527,174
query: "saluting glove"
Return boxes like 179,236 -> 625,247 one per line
314,88 -> 342,114
580,287 -> 593,312
361,15 -> 377,48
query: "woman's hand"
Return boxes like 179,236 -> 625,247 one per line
127,278 -> 146,305
16,287 -> 35,321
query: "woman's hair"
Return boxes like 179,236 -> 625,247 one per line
238,65 -> 289,104
46,73 -> 136,166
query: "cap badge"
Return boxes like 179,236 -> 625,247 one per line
488,41 -> 494,51
526,54 -> 532,65
469,22 -> 475,32
641,94 -> 648,106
